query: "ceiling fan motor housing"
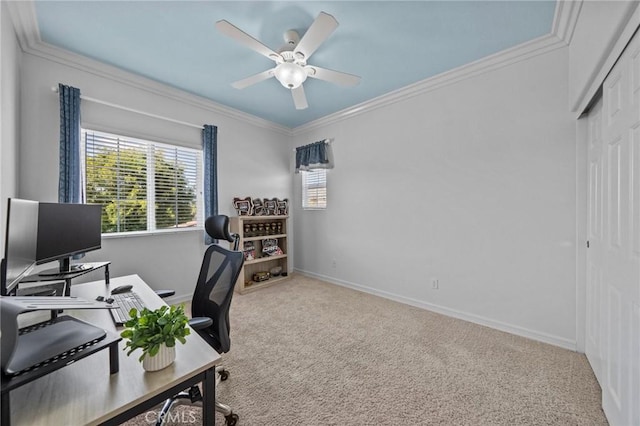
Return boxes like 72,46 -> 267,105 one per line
284,30 -> 300,46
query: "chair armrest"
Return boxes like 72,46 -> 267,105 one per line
189,317 -> 213,330
154,289 -> 176,299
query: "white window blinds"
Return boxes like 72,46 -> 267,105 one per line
83,129 -> 202,234
302,169 -> 327,209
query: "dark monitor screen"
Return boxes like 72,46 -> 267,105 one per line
36,203 -> 102,266
2,198 -> 39,295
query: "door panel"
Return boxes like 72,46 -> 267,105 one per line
593,29 -> 640,426
606,284 -> 622,410
607,139 -> 622,248
586,97 -> 604,383
632,126 -> 640,255
627,31 -> 640,426
585,28 -> 640,426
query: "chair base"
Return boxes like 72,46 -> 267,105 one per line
155,367 -> 237,425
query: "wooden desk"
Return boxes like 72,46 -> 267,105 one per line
6,275 -> 221,425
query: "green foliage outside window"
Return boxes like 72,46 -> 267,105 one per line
86,147 -> 196,233
153,151 -> 197,229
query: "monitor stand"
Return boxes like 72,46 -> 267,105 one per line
1,297 -> 121,425
37,258 -> 90,277
21,261 -> 110,298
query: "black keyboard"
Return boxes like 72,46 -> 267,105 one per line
110,291 -> 147,325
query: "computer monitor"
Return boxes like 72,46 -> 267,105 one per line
36,202 -> 102,274
1,198 -> 39,296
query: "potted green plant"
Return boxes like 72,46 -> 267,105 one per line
120,304 -> 191,371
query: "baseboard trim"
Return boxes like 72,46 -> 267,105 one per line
295,269 -> 578,352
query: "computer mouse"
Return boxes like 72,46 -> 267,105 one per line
111,284 -> 133,294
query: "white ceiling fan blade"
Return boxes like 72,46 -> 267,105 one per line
231,69 -> 275,89
294,12 -> 338,61
291,85 -> 308,110
216,20 -> 282,62
306,66 -> 361,87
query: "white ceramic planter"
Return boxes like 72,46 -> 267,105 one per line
142,344 -> 176,372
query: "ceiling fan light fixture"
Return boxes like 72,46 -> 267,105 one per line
274,62 -> 307,89
219,11 -> 360,109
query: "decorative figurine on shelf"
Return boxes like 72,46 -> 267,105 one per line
252,198 -> 265,216
233,196 -> 288,216
233,197 -> 253,216
264,198 -> 278,216
253,271 -> 270,282
262,238 -> 283,256
243,241 -> 255,261
270,266 -> 283,277
276,198 -> 289,216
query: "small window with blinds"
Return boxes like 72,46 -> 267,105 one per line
83,129 -> 203,234
302,169 -> 327,209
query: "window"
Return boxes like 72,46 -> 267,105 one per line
302,169 -> 327,209
83,129 -> 203,234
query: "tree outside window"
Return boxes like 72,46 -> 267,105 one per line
83,130 -> 202,234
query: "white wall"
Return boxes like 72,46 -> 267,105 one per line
0,1 -> 21,256
292,47 -> 578,349
18,53 -> 292,298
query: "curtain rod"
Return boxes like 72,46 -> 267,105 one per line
52,86 -> 203,130
293,138 -> 333,151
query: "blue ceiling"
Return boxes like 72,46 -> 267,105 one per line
34,1 -> 556,128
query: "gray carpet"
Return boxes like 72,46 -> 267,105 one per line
124,275 -> 607,425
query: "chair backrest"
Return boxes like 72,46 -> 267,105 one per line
191,216 -> 244,353
205,215 -> 238,248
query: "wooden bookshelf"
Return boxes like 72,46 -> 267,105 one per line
229,216 -> 290,294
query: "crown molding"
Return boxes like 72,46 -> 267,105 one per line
8,0 -> 576,136
6,1 -> 291,136
293,1 -> 579,134
292,33 -> 566,135
552,0 -> 583,45
5,0 -> 40,52
571,0 -> 640,115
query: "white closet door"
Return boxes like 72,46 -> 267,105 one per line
592,28 -> 640,426
586,96 -> 604,384
627,32 -> 640,426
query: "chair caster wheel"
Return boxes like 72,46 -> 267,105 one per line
219,369 -> 229,381
225,413 -> 239,425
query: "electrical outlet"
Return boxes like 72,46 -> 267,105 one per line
431,278 -> 439,289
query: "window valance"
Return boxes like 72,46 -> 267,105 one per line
295,140 -> 333,173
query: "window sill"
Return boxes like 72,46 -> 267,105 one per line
102,226 -> 204,239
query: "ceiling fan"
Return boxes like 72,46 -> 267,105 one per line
216,12 -> 361,110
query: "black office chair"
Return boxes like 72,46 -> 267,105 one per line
157,215 -> 243,426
